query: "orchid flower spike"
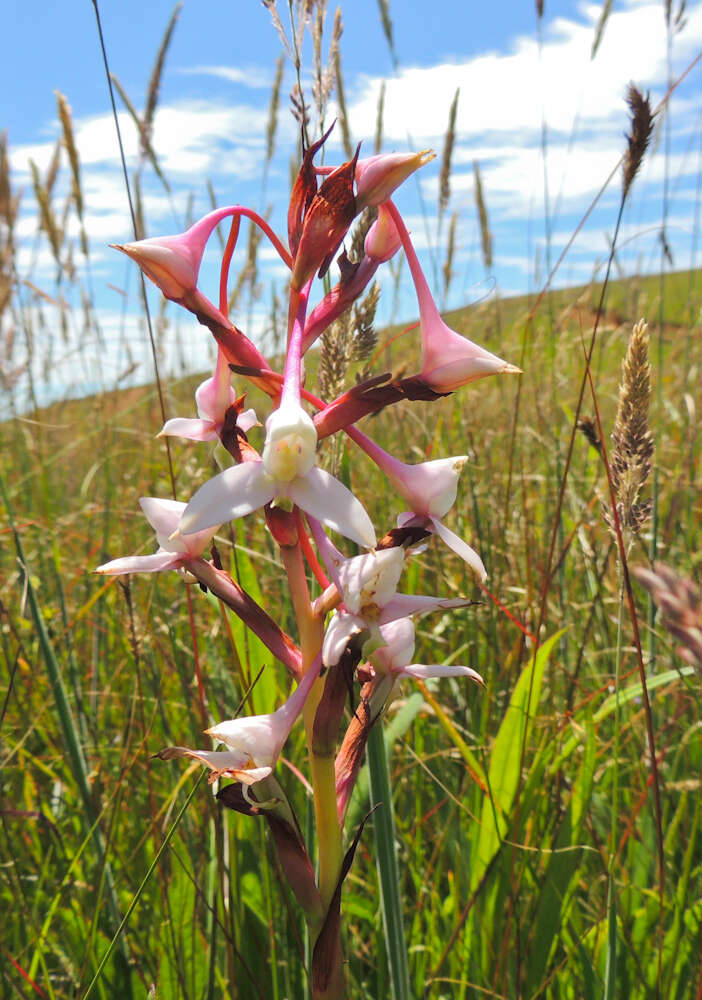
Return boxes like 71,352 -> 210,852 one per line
159,348 -> 258,443
347,428 -> 486,581
95,498 -> 218,576
156,655 -> 323,785
385,201 -> 520,392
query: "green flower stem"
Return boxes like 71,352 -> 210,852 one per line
280,544 -> 343,911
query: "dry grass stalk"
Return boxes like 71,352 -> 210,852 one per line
229,220 -> 263,313
290,84 -> 310,134
55,92 -> 89,256
332,9 -> 353,159
439,89 -> 459,223
133,174 -> 145,242
606,318 -> 654,539
473,160 -> 493,271
262,2 -> 295,64
591,0 -> 613,59
30,159 -> 63,266
577,416 -> 602,453
45,140 -> 62,200
634,563 -> 702,669
622,84 -> 654,200
311,0 -> 329,126
0,133 -> 19,234
442,211 -> 457,301
376,0 -> 397,66
144,2 -> 183,152
374,81 -> 385,154
110,74 -> 171,195
56,92 -> 83,219
351,281 -> 379,366
348,208 -> 377,265
318,281 -> 379,401
266,55 -> 286,171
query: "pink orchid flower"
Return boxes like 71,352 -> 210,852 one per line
95,498 -> 218,576
156,655 -> 323,785
384,201 -> 520,392
318,544 -> 471,667
177,281 -> 376,549
369,617 -> 484,685
177,398 -> 375,549
347,427 -> 486,580
316,150 -> 435,212
112,206 -> 291,304
159,348 -> 258,443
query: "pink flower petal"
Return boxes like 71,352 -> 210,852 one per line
401,664 -> 484,685
95,551 -> 180,575
379,594 -> 473,623
159,417 -> 218,441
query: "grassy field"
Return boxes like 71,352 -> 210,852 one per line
2,255 -> 700,998
2,2 -> 702,994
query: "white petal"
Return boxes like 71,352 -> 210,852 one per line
207,714 -> 281,765
139,497 -> 185,538
158,745 -> 273,785
323,613 -> 363,666
379,594 -> 472,623
337,548 -> 404,614
96,551 -> 179,575
289,468 -> 376,549
179,462 -> 274,534
429,517 -> 487,582
401,664 -> 484,685
238,408 -> 259,433
159,417 -> 217,441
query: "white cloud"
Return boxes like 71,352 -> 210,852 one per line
347,1 -> 702,145
178,65 -> 272,88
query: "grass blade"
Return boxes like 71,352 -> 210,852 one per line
367,721 -> 411,1000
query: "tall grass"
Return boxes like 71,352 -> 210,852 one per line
1,5 -> 701,1000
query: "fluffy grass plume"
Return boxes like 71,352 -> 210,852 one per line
473,159 -> 493,271
622,84 -> 654,199
607,318 -> 654,538
374,79 -> 385,153
439,88 -> 459,223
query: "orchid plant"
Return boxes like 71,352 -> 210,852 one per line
99,134 -> 518,998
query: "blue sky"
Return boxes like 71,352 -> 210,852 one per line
3,0 -> 701,410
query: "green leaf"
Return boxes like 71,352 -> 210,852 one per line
471,629 -> 567,892
368,721 -> 411,1000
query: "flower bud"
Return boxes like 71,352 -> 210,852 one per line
355,150 -> 435,211
364,203 -> 402,262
